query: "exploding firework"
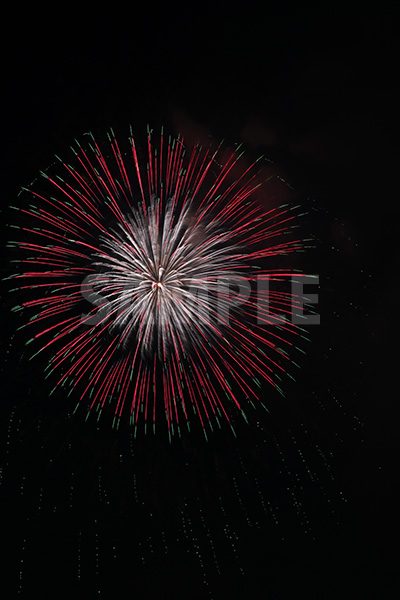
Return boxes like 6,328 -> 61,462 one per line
9,127 -> 306,436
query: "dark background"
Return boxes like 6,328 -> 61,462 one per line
0,6 -> 397,598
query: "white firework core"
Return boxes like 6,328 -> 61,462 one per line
91,198 -> 240,354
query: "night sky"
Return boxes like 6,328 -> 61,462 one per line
0,7 -> 397,598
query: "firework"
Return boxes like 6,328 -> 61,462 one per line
9,128 -> 305,436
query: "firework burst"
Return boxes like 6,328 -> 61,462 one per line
9,127 -> 306,437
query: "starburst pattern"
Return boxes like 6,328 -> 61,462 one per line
9,128 -> 305,436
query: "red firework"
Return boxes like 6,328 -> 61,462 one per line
9,127 -> 306,437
